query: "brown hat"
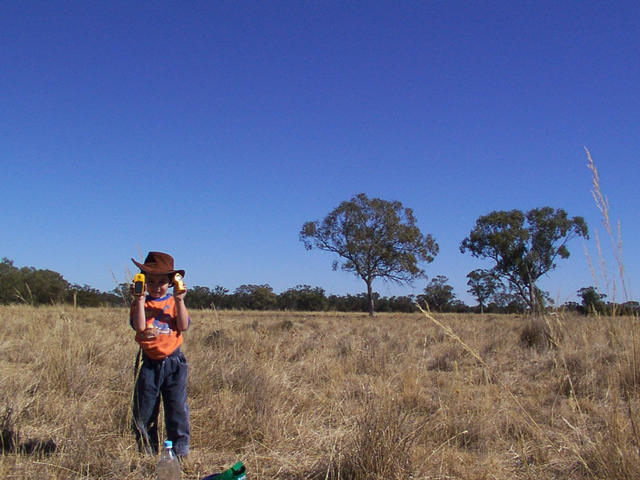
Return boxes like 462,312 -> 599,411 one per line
131,252 -> 185,278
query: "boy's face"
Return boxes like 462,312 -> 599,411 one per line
145,273 -> 171,298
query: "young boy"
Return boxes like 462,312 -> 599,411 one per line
130,251 -> 191,457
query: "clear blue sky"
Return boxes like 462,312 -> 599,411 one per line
2,1 -> 638,305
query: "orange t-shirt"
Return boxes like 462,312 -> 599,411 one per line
130,294 -> 187,360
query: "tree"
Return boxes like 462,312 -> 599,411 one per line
376,295 -> 417,313
326,293 -> 374,312
490,288 -> 527,313
577,286 -> 606,315
67,284 -> 121,307
420,275 -> 457,312
278,285 -> 328,311
113,282 -> 133,306
187,286 -> 214,309
210,285 -> 232,309
300,193 -> 438,316
15,267 -> 68,305
466,269 -> 500,314
533,287 -> 554,313
0,258 -> 19,304
561,301 -> 581,313
233,284 -> 278,310
460,207 -> 588,314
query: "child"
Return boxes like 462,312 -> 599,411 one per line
130,251 -> 191,457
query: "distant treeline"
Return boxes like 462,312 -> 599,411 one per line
0,257 -> 497,313
0,258 -> 122,307
169,284 -> 638,315
1,258 -> 637,315
0,257 -> 469,312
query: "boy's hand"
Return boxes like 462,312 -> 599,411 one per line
174,283 -> 187,301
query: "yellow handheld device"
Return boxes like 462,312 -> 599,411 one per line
173,273 -> 186,293
133,273 -> 146,296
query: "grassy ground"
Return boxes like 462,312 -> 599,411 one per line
1,305 -> 639,479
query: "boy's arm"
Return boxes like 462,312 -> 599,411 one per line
174,291 -> 190,331
131,295 -> 147,332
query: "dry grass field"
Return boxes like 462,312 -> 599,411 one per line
1,305 -> 639,479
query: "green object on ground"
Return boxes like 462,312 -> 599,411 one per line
203,462 -> 246,480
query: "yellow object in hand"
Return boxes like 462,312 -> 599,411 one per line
173,273 -> 186,293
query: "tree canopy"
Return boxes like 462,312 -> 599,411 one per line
278,285 -> 328,311
300,193 -> 438,316
460,207 -> 588,314
420,275 -> 458,312
466,269 -> 501,314
577,286 -> 607,315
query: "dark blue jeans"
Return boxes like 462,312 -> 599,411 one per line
132,348 -> 190,456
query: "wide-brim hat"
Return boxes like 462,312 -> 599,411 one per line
132,251 -> 185,278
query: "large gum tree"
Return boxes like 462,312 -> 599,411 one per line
300,193 -> 439,316
460,207 -> 588,314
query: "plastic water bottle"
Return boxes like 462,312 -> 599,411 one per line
157,440 -> 182,480
202,461 -> 246,480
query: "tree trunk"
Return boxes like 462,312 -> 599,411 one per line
528,283 -> 538,316
526,270 -> 537,316
530,289 -> 536,315
367,281 -> 374,317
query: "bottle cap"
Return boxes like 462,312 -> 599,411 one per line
164,440 -> 173,448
